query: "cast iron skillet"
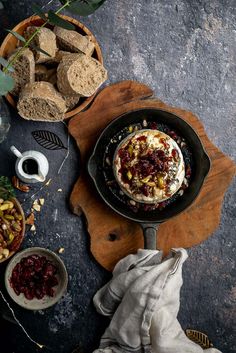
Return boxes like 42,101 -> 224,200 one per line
88,108 -> 210,249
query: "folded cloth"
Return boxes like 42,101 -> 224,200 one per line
93,248 -> 222,353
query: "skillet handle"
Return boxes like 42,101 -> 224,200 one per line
141,223 -> 159,250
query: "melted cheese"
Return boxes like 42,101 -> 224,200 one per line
113,129 -> 185,204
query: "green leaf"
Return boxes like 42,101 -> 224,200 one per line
0,70 -> 15,96
48,11 -> 75,30
30,43 -> 51,57
0,57 -> 14,72
0,177 -> 15,200
61,0 -> 107,16
6,29 -> 26,43
31,3 -> 47,21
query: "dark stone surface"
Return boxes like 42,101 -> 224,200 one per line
0,1 -> 235,353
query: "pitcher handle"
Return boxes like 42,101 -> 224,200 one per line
10,146 -> 23,158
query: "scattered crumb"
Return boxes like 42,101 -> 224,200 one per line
58,247 -> 65,254
39,198 -> 45,206
25,213 -> 35,225
30,224 -> 36,232
57,188 -> 62,192
45,178 -> 52,186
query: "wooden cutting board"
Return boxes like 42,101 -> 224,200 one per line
68,80 -> 236,271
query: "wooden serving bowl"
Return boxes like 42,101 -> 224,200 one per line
0,198 -> 25,263
0,15 -> 104,119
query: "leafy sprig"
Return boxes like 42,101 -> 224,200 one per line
0,0 -> 106,96
0,176 -> 15,200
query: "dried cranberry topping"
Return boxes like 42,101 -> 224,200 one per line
171,148 -> 179,161
136,136 -> 147,142
10,254 -> 58,300
150,122 -> 158,130
185,165 -> 191,178
168,130 -> 178,140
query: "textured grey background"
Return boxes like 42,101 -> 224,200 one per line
0,1 -> 235,353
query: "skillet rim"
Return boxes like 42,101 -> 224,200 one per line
88,107 -> 211,224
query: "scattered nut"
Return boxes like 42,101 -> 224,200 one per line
58,247 -> 65,254
33,204 -> 41,212
142,119 -> 148,127
39,198 -> 45,206
130,200 -> 136,206
57,189 -> 62,192
12,176 -> 30,192
128,125 -> 133,133
25,213 -> 35,225
45,178 -> 52,186
105,157 -> 111,166
30,225 -> 36,232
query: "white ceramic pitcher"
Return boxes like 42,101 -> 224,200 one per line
10,146 -> 49,183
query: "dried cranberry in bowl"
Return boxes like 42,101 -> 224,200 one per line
10,254 -> 59,300
5,247 -> 68,310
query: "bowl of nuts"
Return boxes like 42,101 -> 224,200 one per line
0,192 -> 25,263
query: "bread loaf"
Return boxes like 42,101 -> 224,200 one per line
54,26 -> 95,56
24,26 -> 57,63
57,53 -> 107,96
17,82 -> 66,121
8,48 -> 35,96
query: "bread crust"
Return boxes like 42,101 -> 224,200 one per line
57,53 -> 107,96
24,26 -> 57,63
17,82 -> 66,121
54,26 -> 95,56
8,48 -> 35,96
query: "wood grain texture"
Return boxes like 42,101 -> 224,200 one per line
69,80 -> 236,271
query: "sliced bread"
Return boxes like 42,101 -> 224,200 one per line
57,53 -> 107,96
62,94 -> 81,111
17,82 -> 66,122
54,26 -> 95,56
35,65 -> 57,85
24,26 -> 58,63
8,48 -> 35,96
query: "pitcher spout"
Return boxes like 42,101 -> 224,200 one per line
32,172 -> 46,183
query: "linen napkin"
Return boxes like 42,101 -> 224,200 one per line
93,248 -> 222,353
